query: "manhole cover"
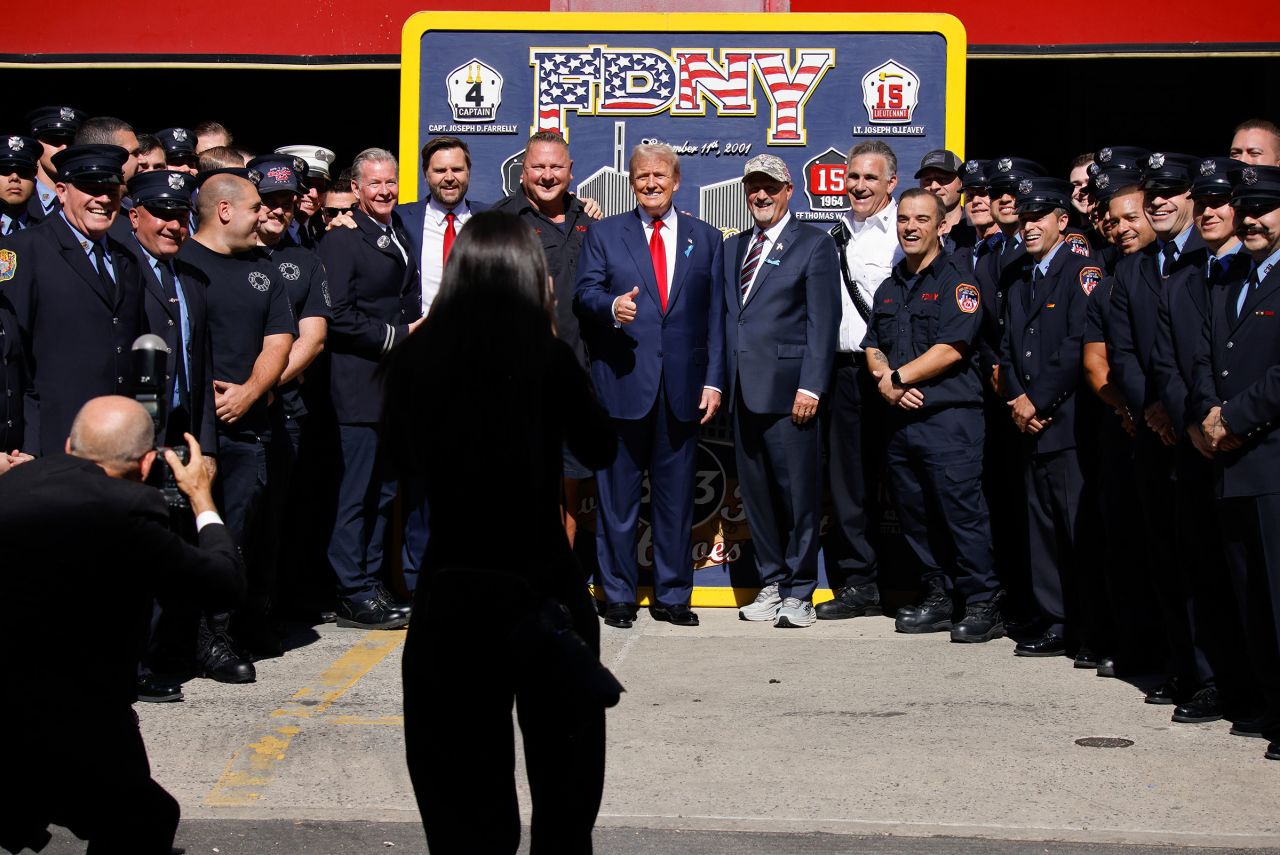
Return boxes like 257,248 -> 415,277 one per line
1075,737 -> 1134,748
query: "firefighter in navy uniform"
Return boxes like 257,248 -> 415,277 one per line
1147,155 -> 1254,725
24,105 -> 85,226
1195,164 -> 1280,762
973,156 -> 1043,627
862,187 -> 1004,643
1,136 -> 44,236
999,178 -> 1100,658
1109,151 -> 1212,708
0,144 -> 146,457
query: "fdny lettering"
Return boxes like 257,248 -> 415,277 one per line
531,47 -> 835,144
919,292 -> 939,301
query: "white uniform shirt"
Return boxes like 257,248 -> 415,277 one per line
837,201 -> 903,353
419,196 -> 473,315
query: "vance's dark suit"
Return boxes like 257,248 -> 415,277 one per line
0,453 -> 243,853
318,209 -> 422,602
573,207 -> 725,607
140,254 -> 217,451
1,214 -> 146,455
724,215 -> 839,601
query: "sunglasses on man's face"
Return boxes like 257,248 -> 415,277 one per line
1,166 -> 37,180
323,205 -> 355,217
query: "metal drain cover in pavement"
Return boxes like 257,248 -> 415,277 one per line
1075,737 -> 1135,748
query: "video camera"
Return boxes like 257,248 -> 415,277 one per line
132,334 -> 188,509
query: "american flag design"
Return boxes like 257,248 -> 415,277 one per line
675,51 -> 753,113
531,49 -> 601,138
753,51 -> 835,144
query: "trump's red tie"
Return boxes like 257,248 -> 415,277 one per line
650,217 -> 668,312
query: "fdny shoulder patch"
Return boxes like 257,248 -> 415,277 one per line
955,282 -> 980,314
0,249 -> 16,282
1066,233 -> 1091,257
1079,266 -> 1102,296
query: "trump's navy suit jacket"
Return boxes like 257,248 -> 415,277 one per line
573,208 -> 725,422
723,216 -> 839,414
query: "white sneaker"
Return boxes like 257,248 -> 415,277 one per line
775,597 -> 817,628
739,583 -> 781,621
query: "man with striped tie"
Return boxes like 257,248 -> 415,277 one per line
727,155 -> 839,628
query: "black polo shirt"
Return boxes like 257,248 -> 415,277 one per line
490,191 -> 591,367
269,241 -> 330,419
176,239 -> 296,432
862,254 -> 984,412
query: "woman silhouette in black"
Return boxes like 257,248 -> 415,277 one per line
383,210 -> 617,854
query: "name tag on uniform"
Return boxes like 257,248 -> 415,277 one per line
1256,310 -> 1275,317
1046,303 -> 1056,309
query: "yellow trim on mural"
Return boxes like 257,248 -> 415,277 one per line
399,11 -> 966,203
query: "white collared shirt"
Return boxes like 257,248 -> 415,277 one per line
739,212 -> 790,301
419,196 -> 472,314
837,201 -> 903,352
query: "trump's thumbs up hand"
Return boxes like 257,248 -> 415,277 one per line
615,286 -> 641,325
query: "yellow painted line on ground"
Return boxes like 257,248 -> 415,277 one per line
204,631 -> 405,807
330,714 -> 405,726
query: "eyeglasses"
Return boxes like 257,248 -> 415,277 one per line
323,206 -> 355,217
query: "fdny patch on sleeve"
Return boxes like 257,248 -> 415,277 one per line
0,249 -> 15,282
955,282 -> 980,314
1065,233 -> 1092,257
1079,267 -> 1102,296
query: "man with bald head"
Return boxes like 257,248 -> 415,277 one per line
177,169 -> 295,673
0,396 -> 242,853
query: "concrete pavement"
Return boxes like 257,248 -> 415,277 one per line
40,608 -> 1280,851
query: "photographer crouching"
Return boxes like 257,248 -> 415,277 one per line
0,395 -> 244,855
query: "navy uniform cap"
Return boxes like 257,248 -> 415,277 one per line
988,157 -> 1046,193
26,105 -> 86,138
1014,177 -> 1073,214
155,127 -> 197,159
246,154 -> 306,195
1191,156 -> 1239,199
50,144 -> 128,184
960,158 -> 990,189
1140,152 -> 1200,191
1229,164 -> 1280,208
1090,166 -> 1143,205
1094,146 -> 1149,172
127,170 -> 197,210
0,135 -> 43,170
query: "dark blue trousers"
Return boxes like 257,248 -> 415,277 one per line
328,423 -> 397,601
399,476 -> 429,596
885,407 -> 998,604
217,429 -> 270,613
820,355 -> 882,588
734,396 -> 822,601
1023,447 -> 1085,638
594,388 -> 698,607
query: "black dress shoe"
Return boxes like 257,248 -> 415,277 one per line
136,677 -> 184,703
1014,631 -> 1067,657
815,583 -> 883,620
1230,718 -> 1269,739
1144,677 -> 1185,706
1266,741 -> 1280,761
1096,656 -> 1117,678
336,596 -> 411,629
1172,687 -> 1224,723
651,602 -> 699,626
950,596 -> 1005,643
895,586 -> 953,633
198,635 -> 256,684
235,614 -> 284,658
375,585 -> 413,618
1073,647 -> 1098,669
603,602 -> 635,629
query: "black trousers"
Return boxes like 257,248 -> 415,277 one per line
403,568 -> 606,855
8,706 -> 180,854
820,354 -> 883,588
1023,448 -> 1085,639
1217,493 -> 1280,738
